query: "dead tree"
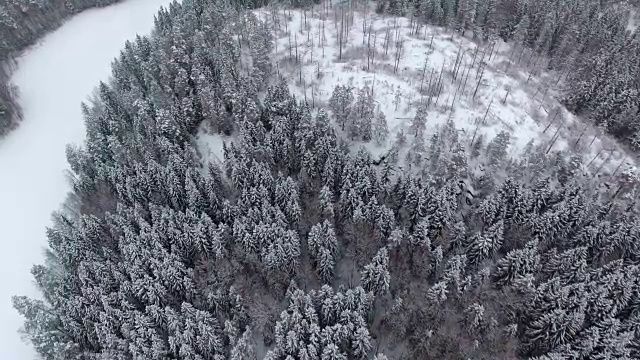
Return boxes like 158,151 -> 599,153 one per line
384,20 -> 392,55
339,7 -> 345,60
473,65 -> 486,99
526,55 -> 542,83
366,21 -> 373,71
537,87 -> 549,110
608,156 -> 628,181
419,57 -> 428,92
322,16 -> 326,57
393,38 -> 404,73
587,148 -> 605,168
471,99 -> 493,145
453,60 -> 472,106
434,60 -> 446,106
594,150 -> 615,176
452,44 -> 464,83
502,85 -> 511,104
545,122 -> 563,154
542,109 -> 561,134
574,124 -> 588,148
294,32 -> 299,63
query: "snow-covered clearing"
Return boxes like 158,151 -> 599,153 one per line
0,0 -> 173,357
256,4 -> 636,182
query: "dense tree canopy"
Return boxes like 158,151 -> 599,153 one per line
11,0 -> 640,359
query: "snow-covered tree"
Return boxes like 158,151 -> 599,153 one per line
349,86 -> 375,141
373,110 -> 389,145
329,85 -> 354,131
361,247 -> 391,295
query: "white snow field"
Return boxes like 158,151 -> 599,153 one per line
257,4 -> 637,180
0,0 -> 173,357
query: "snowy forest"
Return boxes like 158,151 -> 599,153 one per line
374,0 -> 640,149
0,0 -> 122,135
10,0 -> 640,359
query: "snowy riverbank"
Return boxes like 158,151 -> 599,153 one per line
0,0 -> 173,357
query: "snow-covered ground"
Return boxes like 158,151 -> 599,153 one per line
257,4 -> 635,179
0,0 -> 173,357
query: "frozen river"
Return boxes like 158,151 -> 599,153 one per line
0,0 -> 172,357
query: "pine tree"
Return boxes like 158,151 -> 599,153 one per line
319,185 -> 335,220
456,0 -> 476,33
230,328 -> 257,360
308,220 -> 339,283
373,110 -> 389,145
486,130 -> 511,169
442,0 -> 456,29
493,240 -> 540,286
349,86 -> 375,141
406,129 -> 426,166
329,85 -> 354,131
410,106 -> 427,135
361,247 -> 391,295
351,326 -> 372,359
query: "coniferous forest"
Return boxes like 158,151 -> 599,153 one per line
11,0 -> 640,359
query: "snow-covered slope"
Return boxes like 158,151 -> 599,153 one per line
0,0 -> 173,357
258,4 -> 635,179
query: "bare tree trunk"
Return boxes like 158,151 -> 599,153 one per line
542,110 -> 560,134
371,33 -> 377,69
453,60 -> 472,105
295,32 -> 299,63
470,45 -> 480,70
367,21 -> 373,71
517,46 -> 526,65
506,43 -> 518,71
339,8 -> 344,60
362,11 -> 367,45
608,155 -> 628,181
488,41 -> 497,62
384,21 -> 391,55
322,17 -> 325,57
452,44 -> 463,83
471,99 -> 492,146
473,65 -> 486,99
394,38 -> 403,73
594,150 -> 614,176
587,148 -> 605,168
284,8 -> 288,33
574,124 -> 588,148
546,123 -> 563,154
502,86 -> 511,104
526,55 -> 541,83
426,68 -> 435,107
434,60 -> 446,106
537,87 -> 549,110
372,72 -> 376,97
588,133 -> 598,149
303,78 -> 307,103
461,60 -> 473,96
420,58 -> 428,92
